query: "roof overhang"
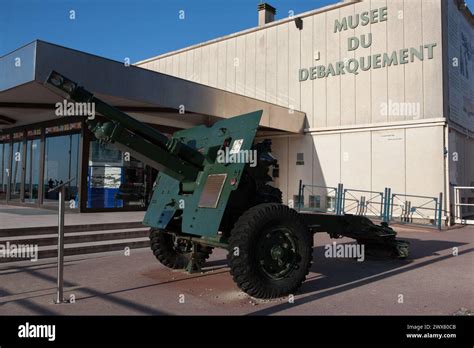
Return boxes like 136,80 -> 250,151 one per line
0,41 -> 306,134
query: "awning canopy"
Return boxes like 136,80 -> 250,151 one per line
0,41 -> 305,134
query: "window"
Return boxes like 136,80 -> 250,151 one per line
327,196 -> 336,211
272,164 -> 280,178
296,153 -> 304,165
87,141 -> 146,209
309,195 -> 321,209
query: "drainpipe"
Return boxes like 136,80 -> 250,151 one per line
444,123 -> 451,226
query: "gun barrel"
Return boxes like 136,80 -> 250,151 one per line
44,71 -> 205,182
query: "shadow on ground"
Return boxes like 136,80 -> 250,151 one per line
249,237 -> 471,315
0,237 -> 470,315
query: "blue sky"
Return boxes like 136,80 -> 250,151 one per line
0,0 -> 337,62
0,0 -> 473,63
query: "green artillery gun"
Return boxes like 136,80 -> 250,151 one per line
45,71 -> 408,299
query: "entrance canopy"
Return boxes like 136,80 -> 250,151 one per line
0,40 -> 305,134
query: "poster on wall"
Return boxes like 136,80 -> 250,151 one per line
448,0 -> 474,131
89,166 -> 122,189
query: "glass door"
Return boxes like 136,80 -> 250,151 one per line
24,138 -> 41,203
43,133 -> 80,209
0,141 -> 10,201
9,139 -> 24,201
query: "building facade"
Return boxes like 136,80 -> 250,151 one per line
136,0 -> 474,221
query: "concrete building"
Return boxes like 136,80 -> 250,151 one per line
136,0 -> 474,222
0,0 -> 473,221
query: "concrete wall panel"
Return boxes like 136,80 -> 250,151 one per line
193,47 -> 202,83
256,30 -> 266,101
178,52 -> 186,79
209,43 -> 218,88
225,38 -> 236,93
326,9 -> 341,127
277,23 -> 289,106
404,0 -> 424,121
201,45 -> 210,85
313,133 -> 341,188
422,0 -> 443,119
313,12 -> 327,128
236,35 -> 246,95
386,0 -> 406,123
300,15 -> 314,127
371,0 -> 388,124
340,5 -> 356,126
186,50 -> 194,81
266,26 -> 277,104
371,128 -> 406,194
405,126 -> 444,197
354,0 -> 372,125
289,19 -> 301,113
341,132 -> 371,191
217,41 -> 227,90
245,32 -> 256,98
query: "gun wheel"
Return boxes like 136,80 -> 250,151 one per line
227,203 -> 313,299
149,229 -> 213,270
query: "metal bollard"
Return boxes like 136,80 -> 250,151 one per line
48,177 -> 74,304
55,185 -> 65,304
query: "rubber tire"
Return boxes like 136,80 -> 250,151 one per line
149,229 -> 213,269
227,203 -> 313,299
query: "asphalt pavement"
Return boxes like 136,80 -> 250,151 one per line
0,225 -> 472,315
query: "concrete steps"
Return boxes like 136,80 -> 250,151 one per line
0,221 -> 144,237
0,222 -> 151,263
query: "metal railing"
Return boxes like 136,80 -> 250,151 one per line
454,186 -> 474,225
389,193 -> 443,229
297,180 -> 444,230
297,181 -> 339,214
342,188 -> 384,219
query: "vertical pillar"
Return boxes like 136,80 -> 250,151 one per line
55,185 -> 65,304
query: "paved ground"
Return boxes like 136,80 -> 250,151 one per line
0,225 -> 472,315
0,204 -> 144,228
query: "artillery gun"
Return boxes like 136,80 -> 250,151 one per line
45,71 -> 408,299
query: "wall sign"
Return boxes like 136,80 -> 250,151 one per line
299,7 -> 438,81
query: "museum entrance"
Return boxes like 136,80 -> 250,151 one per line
43,132 -> 80,209
0,121 -> 82,209
24,130 -> 41,204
